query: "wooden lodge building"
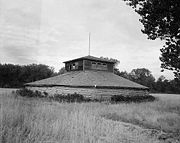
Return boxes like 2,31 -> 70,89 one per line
25,55 -> 149,100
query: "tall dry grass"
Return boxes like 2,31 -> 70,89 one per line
101,94 -> 180,141
0,91 -> 162,143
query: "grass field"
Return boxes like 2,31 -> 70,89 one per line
0,88 -> 180,143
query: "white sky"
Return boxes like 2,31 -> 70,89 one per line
0,0 -> 174,80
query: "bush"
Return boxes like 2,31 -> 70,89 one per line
111,94 -> 156,103
43,91 -> 48,97
16,89 -> 88,102
50,93 -> 85,102
16,88 -> 43,98
16,89 -> 156,103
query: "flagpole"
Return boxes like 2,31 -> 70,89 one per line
89,32 -> 91,56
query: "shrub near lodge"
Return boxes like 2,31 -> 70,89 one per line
16,88 -> 155,103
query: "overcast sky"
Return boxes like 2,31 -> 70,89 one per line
0,0 -> 174,79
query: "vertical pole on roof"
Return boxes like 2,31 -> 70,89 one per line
89,32 -> 91,56
83,60 -> 85,71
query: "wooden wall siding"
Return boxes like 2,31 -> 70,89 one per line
84,60 -> 91,70
65,59 -> 114,72
107,63 -> 114,72
27,86 -> 149,100
91,62 -> 107,71
65,60 -> 83,71
84,60 -> 114,72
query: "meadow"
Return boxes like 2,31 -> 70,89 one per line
0,88 -> 180,143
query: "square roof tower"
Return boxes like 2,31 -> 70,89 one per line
63,55 -> 116,72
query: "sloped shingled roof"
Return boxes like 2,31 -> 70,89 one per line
63,55 -> 116,63
25,70 -> 148,90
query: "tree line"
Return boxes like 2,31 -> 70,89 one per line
100,57 -> 180,94
0,63 -> 55,88
114,68 -> 180,94
0,63 -> 180,93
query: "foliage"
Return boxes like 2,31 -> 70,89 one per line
115,68 -> 156,91
16,88 -> 44,98
16,88 -> 157,103
111,94 -> 156,103
129,68 -> 156,90
100,56 -> 120,67
0,63 -> 54,88
123,0 -> 180,78
16,88 -> 92,102
155,77 -> 180,93
50,93 -> 85,102
115,68 -> 180,93
58,67 -> 67,75
114,68 -> 131,79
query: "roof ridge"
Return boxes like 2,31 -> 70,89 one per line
63,55 -> 116,63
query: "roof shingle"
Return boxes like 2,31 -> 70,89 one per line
25,70 -> 148,90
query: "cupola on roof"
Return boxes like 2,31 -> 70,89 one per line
64,55 -> 115,72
